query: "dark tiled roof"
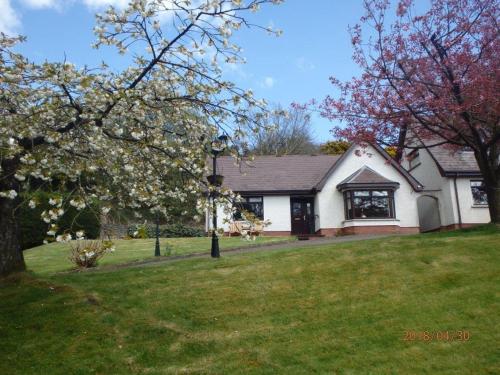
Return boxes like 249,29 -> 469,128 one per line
338,166 -> 398,186
213,143 -> 424,193
215,154 -> 342,193
418,137 -> 480,175
429,147 -> 479,174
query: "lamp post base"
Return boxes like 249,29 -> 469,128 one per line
211,233 -> 220,258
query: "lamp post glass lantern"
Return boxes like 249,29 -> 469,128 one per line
209,135 -> 228,258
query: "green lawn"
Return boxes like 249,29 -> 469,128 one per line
23,236 -> 295,275
1,226 -> 499,374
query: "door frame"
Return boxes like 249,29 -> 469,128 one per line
290,196 -> 315,235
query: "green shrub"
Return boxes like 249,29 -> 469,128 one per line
19,192 -> 100,250
161,223 -> 204,238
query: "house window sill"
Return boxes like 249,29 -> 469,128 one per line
471,205 -> 488,208
343,218 -> 399,222
342,218 -> 400,227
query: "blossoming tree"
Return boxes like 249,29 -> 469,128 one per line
0,0 -> 283,276
321,0 -> 499,223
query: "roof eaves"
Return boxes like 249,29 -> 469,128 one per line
234,189 -> 316,196
443,171 -> 483,177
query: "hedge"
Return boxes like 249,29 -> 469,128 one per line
127,223 -> 204,238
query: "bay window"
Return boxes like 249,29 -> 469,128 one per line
344,190 -> 395,219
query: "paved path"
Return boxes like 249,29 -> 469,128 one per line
79,234 -> 400,273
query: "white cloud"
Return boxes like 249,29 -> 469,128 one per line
296,56 -> 316,72
82,0 -> 130,9
19,0 -> 133,10
20,0 -> 60,9
2,0 -> 218,36
0,0 -> 20,35
259,76 -> 275,89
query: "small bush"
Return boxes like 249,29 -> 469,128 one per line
127,224 -> 149,239
69,240 -> 115,268
164,243 -> 173,257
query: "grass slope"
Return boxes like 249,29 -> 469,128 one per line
1,226 -> 499,374
24,236 -> 294,275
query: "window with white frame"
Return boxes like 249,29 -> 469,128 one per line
470,180 -> 488,205
233,196 -> 264,220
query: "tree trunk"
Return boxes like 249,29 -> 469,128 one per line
475,149 -> 500,224
0,197 -> 25,276
486,172 -> 500,224
0,159 -> 25,277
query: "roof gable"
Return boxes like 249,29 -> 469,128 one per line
316,143 -> 424,191
337,166 -> 399,188
414,135 -> 481,176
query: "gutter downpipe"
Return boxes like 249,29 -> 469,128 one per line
453,173 -> 463,228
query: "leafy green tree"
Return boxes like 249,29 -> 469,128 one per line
319,140 -> 351,155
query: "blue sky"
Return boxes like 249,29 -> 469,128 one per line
1,0 -> 398,143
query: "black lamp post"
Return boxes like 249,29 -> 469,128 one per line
208,134 -> 228,258
154,211 -> 161,257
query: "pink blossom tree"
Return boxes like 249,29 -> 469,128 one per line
321,0 -> 499,223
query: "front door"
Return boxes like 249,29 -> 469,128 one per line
290,198 -> 315,235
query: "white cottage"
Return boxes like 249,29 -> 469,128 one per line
207,143 -> 426,236
401,137 -> 491,231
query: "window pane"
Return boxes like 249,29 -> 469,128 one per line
470,181 -> 488,205
292,202 -> 301,216
353,191 -> 370,197
367,197 -> 390,217
247,197 -> 262,203
372,190 -> 388,196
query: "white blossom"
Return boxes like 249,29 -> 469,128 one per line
0,1 -> 280,241
0,190 -> 17,200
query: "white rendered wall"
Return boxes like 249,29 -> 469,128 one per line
454,178 -> 491,224
206,202 -> 232,232
403,147 -> 443,190
314,194 -> 321,232
262,196 -> 291,232
207,196 -> 292,232
316,144 -> 421,229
